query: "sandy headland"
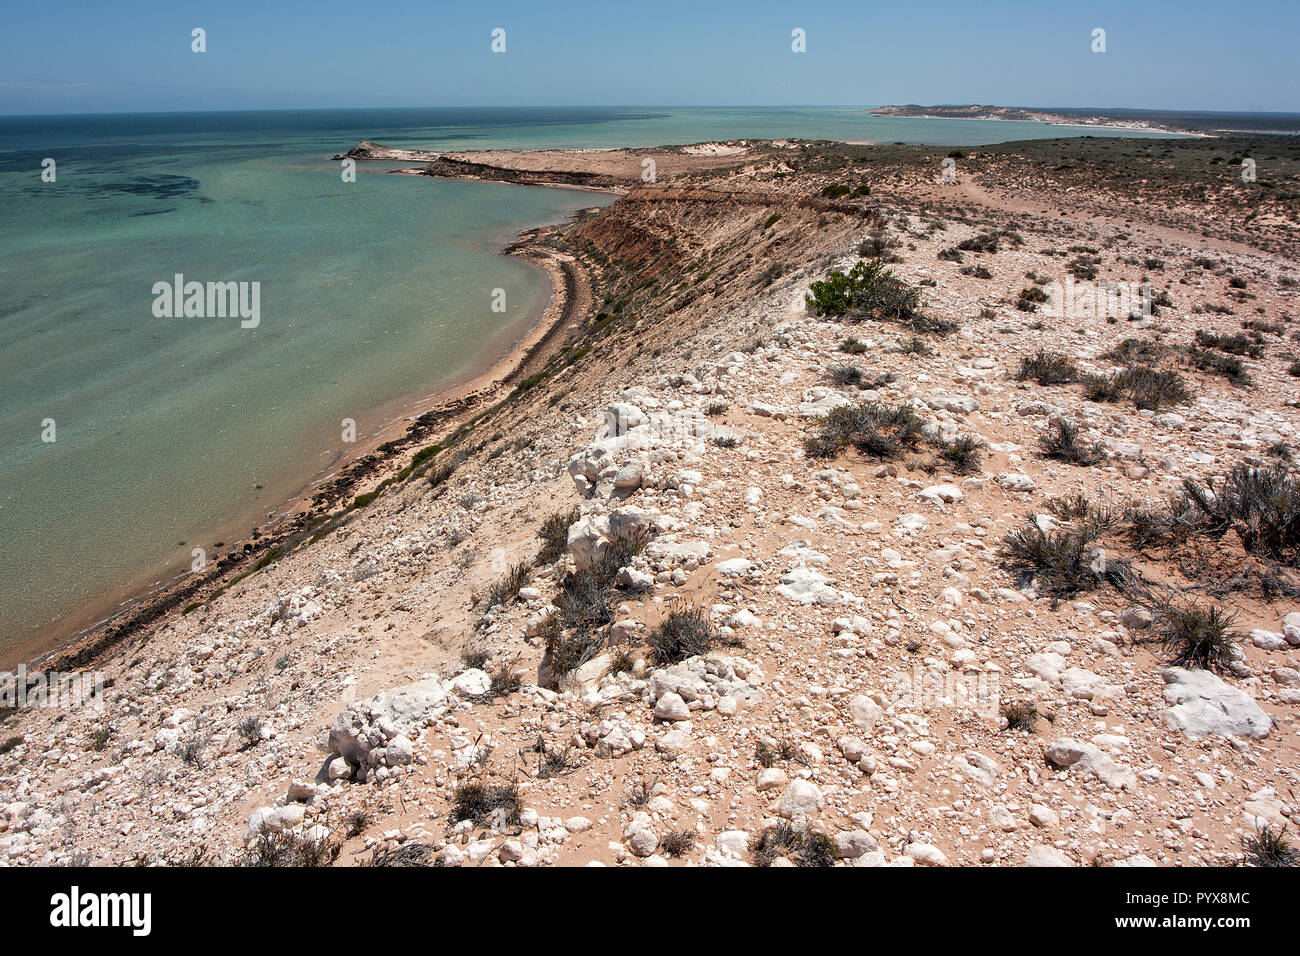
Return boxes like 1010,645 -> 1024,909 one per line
870,104 -> 1212,137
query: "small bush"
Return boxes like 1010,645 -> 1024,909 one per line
537,507 -> 581,565
345,809 -> 373,838
1046,493 -> 1098,522
857,232 -> 897,259
554,572 -> 614,628
236,716 -> 263,749
1240,823 -> 1297,867
461,642 -> 490,670
484,561 -> 531,610
1187,347 -> 1252,386
1016,350 -> 1078,385
1180,466 -> 1300,564
179,731 -> 212,769
753,824 -> 835,868
624,777 -> 657,809
542,615 -> 605,676
647,604 -> 727,666
1001,523 -> 1133,598
1016,286 -> 1049,311
538,525 -> 649,677
908,314 -> 960,336
957,232 -> 1000,254
1039,418 -> 1105,466
240,829 -> 340,867
936,435 -> 985,475
1158,603 -> 1238,672
1067,256 -> 1099,280
598,525 -> 651,577
828,364 -> 864,387
660,830 -> 697,857
450,781 -> 521,828
428,460 -> 458,489
609,646 -> 637,675
534,743 -> 575,780
1195,329 -> 1263,358
486,665 -> 522,700
755,737 -> 801,768
1104,337 -> 1166,365
806,259 -> 923,324
1086,365 -> 1191,410
1081,373 -> 1123,403
804,401 -> 928,461
1001,700 -> 1039,733
1242,319 -> 1283,335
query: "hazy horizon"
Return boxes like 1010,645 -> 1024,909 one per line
6,104 -> 1300,121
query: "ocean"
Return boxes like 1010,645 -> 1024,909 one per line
0,105 -> 1207,665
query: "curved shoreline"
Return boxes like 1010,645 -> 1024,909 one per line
31,222 -> 595,674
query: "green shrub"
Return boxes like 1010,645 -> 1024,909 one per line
806,259 -> 923,323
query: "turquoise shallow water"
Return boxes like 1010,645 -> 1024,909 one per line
0,106 -> 1191,663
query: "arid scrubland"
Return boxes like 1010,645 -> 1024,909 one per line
3,136 -> 1299,868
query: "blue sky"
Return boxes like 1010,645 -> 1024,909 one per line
1,0 -> 1296,115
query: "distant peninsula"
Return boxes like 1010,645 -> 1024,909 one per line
869,104 -> 1206,136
